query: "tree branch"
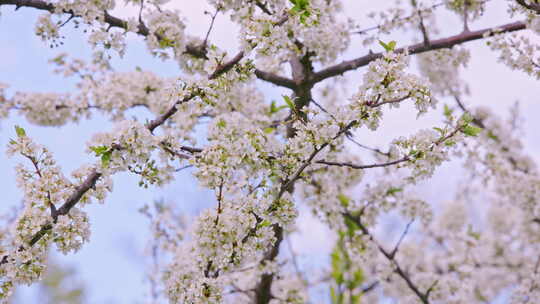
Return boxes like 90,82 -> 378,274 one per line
316,157 -> 410,170
516,0 -> 540,14
254,225 -> 283,304
0,0 -> 296,89
254,69 -> 296,89
344,213 -> 435,304
312,21 -> 526,83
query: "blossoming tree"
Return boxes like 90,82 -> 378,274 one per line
0,0 -> 539,303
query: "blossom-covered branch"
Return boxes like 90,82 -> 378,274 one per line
0,0 -> 295,88
312,21 -> 526,83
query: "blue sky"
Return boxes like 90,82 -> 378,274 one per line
1,1 -> 539,303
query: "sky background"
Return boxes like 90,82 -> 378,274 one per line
0,1 -> 539,303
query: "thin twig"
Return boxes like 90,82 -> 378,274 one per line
203,8 -> 220,48
389,220 -> 415,259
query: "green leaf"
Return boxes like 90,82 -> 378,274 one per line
443,104 -> 453,118
462,125 -> 482,137
14,125 -> 26,137
344,216 -> 359,237
444,140 -> 456,146
269,100 -> 288,114
337,194 -> 350,207
270,100 -> 278,114
379,40 -> 396,51
258,219 -> 272,228
386,187 -> 403,196
89,145 -> 109,156
433,127 -> 445,135
101,151 -> 111,167
158,37 -> 175,48
289,0 -> 310,24
217,119 -> 227,128
461,112 -> 474,124
409,149 -> 425,159
283,95 -> 295,109
263,127 -> 275,134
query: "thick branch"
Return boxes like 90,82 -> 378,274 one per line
516,0 -> 540,14
312,21 -> 526,83
56,170 -> 102,216
254,225 -> 283,304
255,69 -> 296,89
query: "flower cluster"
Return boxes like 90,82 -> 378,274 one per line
88,120 -> 174,187
351,51 -> 435,129
0,128 -> 104,300
487,32 -> 540,80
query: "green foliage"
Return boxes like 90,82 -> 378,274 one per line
433,127 -> 445,135
283,95 -> 295,109
386,187 -> 403,196
14,125 -> 26,137
263,127 -> 275,134
460,112 -> 474,124
89,145 -> 112,167
258,219 -> 272,228
379,40 -> 397,52
337,194 -> 350,208
289,0 -> 311,24
158,37 -> 175,48
443,104 -> 453,119
269,100 -> 289,114
330,226 -> 365,304
217,119 -> 227,128
461,125 -> 482,137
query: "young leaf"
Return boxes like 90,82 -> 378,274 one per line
263,127 -> 275,134
386,187 -> 403,196
379,40 -> 397,51
101,151 -> 112,167
270,100 -> 278,114
283,95 -> 295,109
461,112 -> 474,124
433,127 -> 445,135
337,194 -> 350,207
14,125 -> 26,137
462,125 -> 482,137
217,119 -> 227,128
89,145 -> 109,156
258,219 -> 272,228
443,104 -> 453,118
